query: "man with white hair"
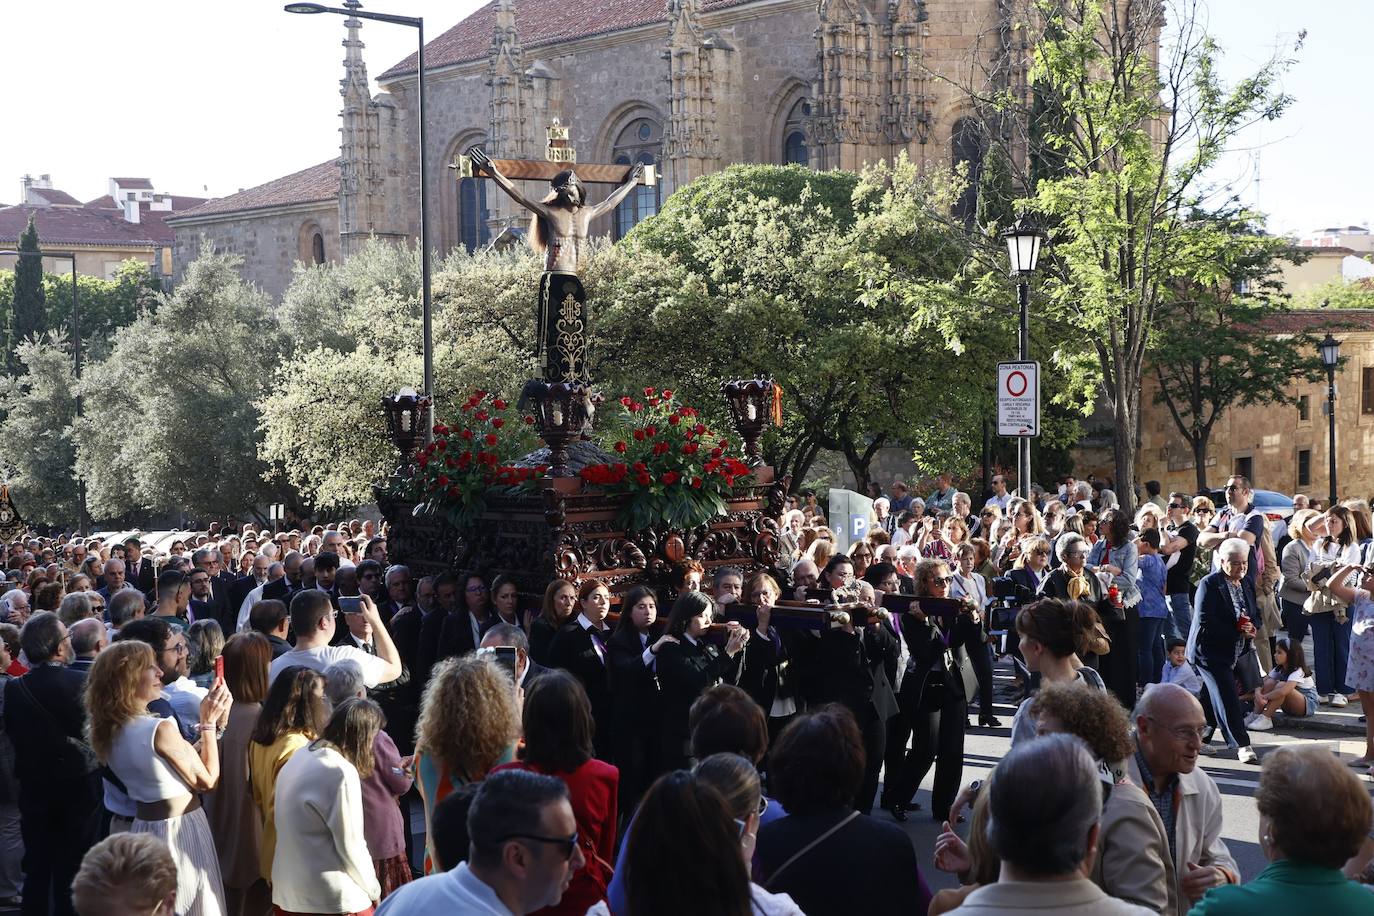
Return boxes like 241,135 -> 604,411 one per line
1128,684 -> 1240,910
0,589 -> 28,626
1188,538 -> 1258,764
95,558 -> 127,604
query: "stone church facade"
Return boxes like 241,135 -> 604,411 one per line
170,0 -> 1025,300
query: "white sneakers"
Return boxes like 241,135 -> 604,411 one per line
1238,745 -> 1258,764
1246,714 -> 1273,731
1331,693 -> 1350,708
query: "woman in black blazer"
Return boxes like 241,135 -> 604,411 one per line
889,557 -> 970,823
607,584 -> 674,817
740,571 -> 796,743
814,555 -> 900,816
655,591 -> 748,771
548,580 -> 616,760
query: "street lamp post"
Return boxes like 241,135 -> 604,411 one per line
1319,332 -> 1341,506
2,247 -> 87,534
286,1 -> 434,421
1000,220 -> 1045,500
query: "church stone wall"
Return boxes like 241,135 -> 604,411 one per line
170,203 -> 339,302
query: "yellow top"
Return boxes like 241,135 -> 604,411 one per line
248,731 -> 310,882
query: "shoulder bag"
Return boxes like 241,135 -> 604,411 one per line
14,675 -> 99,781
764,810 -> 860,890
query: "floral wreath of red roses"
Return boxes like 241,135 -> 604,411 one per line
411,390 -> 547,526
580,387 -> 752,531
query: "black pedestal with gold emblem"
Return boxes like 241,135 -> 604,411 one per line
537,271 -> 588,383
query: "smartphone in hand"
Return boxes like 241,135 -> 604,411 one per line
339,596 -> 364,615
214,656 -> 225,683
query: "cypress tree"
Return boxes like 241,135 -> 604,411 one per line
8,214 -> 47,372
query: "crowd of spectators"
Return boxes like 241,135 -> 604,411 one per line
2,471 -> 1373,915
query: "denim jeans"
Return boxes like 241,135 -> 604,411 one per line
1280,598 -> 1309,642
1137,616 -> 1167,686
1308,611 -> 1353,696
1167,592 -> 1193,642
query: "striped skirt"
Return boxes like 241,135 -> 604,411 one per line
132,806 -> 227,916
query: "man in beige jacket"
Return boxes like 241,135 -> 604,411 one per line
1127,683 -> 1241,914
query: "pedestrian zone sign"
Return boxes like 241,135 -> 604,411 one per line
998,361 -> 1040,437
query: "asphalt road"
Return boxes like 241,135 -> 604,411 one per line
886,695 -> 1373,894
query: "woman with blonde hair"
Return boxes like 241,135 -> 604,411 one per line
86,640 -> 233,916
413,654 -> 520,872
803,535 -> 834,572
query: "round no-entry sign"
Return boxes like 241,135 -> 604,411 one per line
997,361 -> 1039,437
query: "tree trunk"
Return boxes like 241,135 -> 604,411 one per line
1192,436 -> 1209,494
1112,381 -> 1140,518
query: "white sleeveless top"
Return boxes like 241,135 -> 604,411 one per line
108,715 -> 192,803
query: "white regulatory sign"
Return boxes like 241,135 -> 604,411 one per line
998,361 -> 1040,437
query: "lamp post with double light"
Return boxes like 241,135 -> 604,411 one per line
285,0 -> 434,424
999,220 -> 1045,500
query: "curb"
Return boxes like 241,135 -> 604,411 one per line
1277,712 -> 1366,737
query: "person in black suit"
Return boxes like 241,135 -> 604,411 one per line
3,612 -> 102,916
529,579 -> 577,667
227,553 -> 271,632
548,580 -> 617,761
656,591 -> 749,772
122,537 -> 155,596
260,550 -> 305,607
888,558 -> 969,823
606,585 -> 672,816
435,571 -> 493,663
814,555 -> 899,815
415,572 -> 463,698
190,547 -> 231,631
756,707 -> 933,916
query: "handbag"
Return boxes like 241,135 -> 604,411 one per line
1303,563 -> 1350,624
1234,640 -> 1264,694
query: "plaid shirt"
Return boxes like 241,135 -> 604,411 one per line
1134,747 -> 1181,866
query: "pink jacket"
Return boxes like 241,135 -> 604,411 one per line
360,728 -> 413,860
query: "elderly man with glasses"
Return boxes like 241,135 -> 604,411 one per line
1128,684 -> 1240,913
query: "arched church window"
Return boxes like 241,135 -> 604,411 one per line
951,117 -> 987,225
612,118 -> 662,240
783,99 -> 810,166
459,145 -> 491,253
311,232 -> 326,265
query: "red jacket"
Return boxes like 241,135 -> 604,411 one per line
493,756 -> 619,916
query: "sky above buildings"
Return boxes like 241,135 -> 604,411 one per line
0,0 -> 1366,236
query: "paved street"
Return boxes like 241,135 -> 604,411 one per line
887,663 -> 1374,893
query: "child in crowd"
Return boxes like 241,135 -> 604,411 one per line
1161,637 -> 1202,695
1136,529 -> 1169,687
1247,637 -> 1318,731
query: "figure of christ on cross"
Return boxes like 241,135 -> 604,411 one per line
467,148 -> 645,383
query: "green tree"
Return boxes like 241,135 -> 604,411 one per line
1292,275 -> 1374,310
0,334 -> 79,523
1151,210 -> 1328,490
595,160 -> 995,491
73,247 -> 289,520
947,0 -> 1296,514
259,241 -> 530,511
0,260 -> 161,364
7,215 -> 47,372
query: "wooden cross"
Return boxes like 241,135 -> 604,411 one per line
450,119 -> 657,187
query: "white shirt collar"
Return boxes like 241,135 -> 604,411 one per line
577,612 -> 607,633
451,863 -> 517,916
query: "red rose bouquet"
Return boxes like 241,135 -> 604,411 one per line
580,387 -> 752,531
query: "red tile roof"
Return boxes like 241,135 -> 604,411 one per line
379,0 -> 754,80
28,188 -> 83,207
167,160 -> 340,221
1255,309 -> 1374,334
0,205 -> 176,247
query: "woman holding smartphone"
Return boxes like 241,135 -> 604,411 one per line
86,640 -> 233,916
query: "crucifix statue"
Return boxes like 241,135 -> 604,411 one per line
458,121 -> 654,383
